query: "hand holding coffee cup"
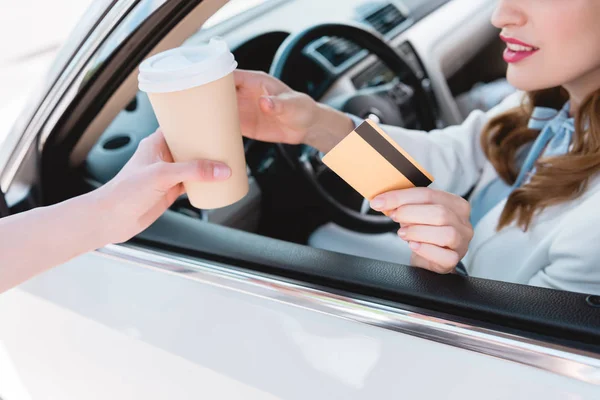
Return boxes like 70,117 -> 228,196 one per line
138,38 -> 248,209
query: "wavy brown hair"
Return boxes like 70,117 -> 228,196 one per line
480,87 -> 600,231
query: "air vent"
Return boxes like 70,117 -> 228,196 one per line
364,4 -> 407,35
315,37 -> 361,67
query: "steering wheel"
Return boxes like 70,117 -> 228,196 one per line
269,23 -> 436,233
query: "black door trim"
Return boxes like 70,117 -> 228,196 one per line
136,211 -> 600,354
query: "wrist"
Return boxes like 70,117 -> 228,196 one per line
70,189 -> 115,250
304,103 -> 354,153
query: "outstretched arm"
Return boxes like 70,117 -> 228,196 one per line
0,129 -> 231,294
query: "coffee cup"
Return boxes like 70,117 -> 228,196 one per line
138,38 -> 248,209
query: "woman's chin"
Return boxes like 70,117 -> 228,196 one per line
506,68 -> 556,92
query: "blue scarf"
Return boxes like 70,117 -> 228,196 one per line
469,102 -> 575,227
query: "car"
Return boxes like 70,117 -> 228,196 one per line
1,0 -> 599,398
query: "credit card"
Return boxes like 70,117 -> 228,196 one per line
321,119 -> 434,201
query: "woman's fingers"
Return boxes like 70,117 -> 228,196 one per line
391,204 -> 464,227
371,187 -> 470,221
234,69 -> 290,96
408,242 -> 460,273
398,224 -> 472,250
368,188 -> 473,274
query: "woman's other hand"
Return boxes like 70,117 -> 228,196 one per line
234,69 -> 353,152
370,188 -> 474,274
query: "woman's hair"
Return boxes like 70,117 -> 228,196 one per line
480,86 -> 600,231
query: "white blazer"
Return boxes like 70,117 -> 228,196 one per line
384,92 -> 600,295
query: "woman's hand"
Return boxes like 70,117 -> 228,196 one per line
234,69 -> 353,153
370,188 -> 473,274
92,129 -> 231,244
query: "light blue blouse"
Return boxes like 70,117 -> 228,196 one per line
469,102 -> 575,227
346,103 -> 575,228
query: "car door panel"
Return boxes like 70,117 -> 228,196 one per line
139,211 -> 600,349
1,248 -> 598,399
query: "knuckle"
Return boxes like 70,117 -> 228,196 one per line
297,92 -> 311,101
446,252 -> 460,268
466,225 -> 475,241
392,208 -> 404,222
150,162 -> 170,178
439,266 -> 455,275
434,205 -> 450,225
390,191 -> 403,207
138,136 -> 151,148
140,136 -> 159,152
432,264 -> 448,274
142,164 -> 168,189
400,225 -> 413,239
445,227 -> 461,248
428,252 -> 460,274
157,148 -> 170,162
422,188 -> 435,204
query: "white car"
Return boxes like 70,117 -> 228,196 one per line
1,0 -> 599,398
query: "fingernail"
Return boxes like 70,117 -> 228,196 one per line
262,96 -> 275,110
409,242 -> 421,250
370,198 -> 384,210
397,229 -> 407,238
213,164 -> 231,179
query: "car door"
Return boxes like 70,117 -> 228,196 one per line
1,1 -> 600,399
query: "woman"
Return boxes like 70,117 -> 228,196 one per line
0,130 -> 231,294
234,0 -> 600,293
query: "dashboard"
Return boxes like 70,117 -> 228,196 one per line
86,0 -> 500,234
189,0 -> 499,123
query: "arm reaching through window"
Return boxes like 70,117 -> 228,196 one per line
0,130 -> 231,294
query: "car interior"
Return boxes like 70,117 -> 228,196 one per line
34,0 -> 600,350
77,0 -> 509,261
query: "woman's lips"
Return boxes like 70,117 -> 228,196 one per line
500,35 -> 539,63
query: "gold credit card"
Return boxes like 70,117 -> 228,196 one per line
321,119 -> 434,201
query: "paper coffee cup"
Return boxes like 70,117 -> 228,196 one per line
138,38 -> 248,209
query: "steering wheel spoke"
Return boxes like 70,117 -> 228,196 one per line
360,198 -> 371,215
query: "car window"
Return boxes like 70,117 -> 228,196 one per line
84,0 -> 167,87
0,0 -> 97,147
83,0 -> 600,297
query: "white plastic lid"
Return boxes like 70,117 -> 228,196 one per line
138,37 -> 238,93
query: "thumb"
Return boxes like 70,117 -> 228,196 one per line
151,160 -> 231,191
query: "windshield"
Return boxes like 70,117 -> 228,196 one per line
202,0 -> 272,29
